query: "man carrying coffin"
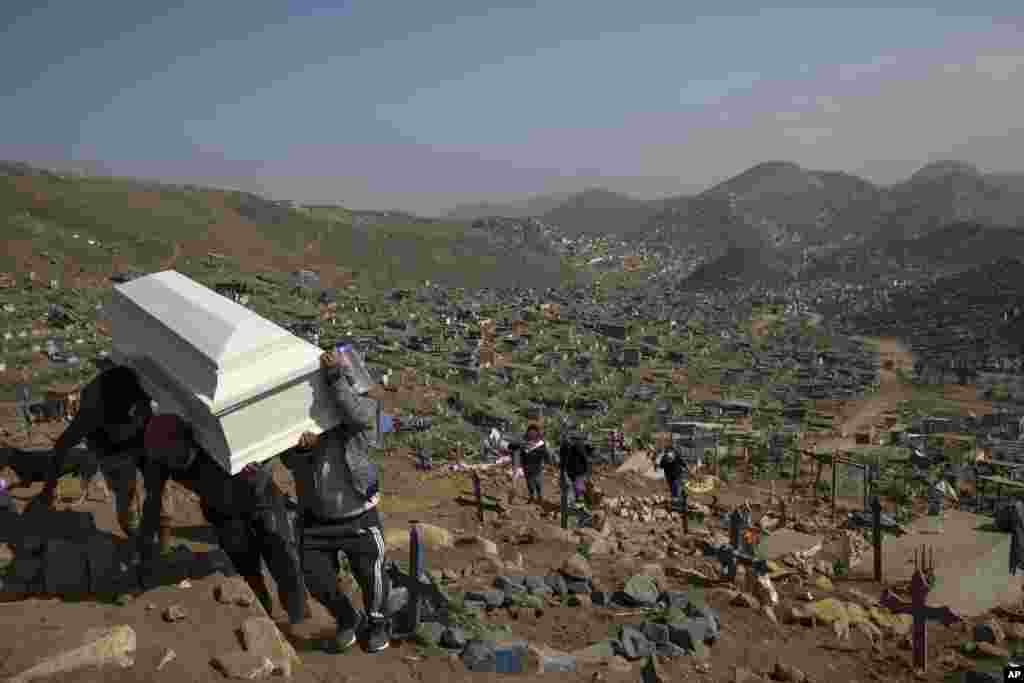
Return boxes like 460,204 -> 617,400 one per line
42,363 -> 153,539
281,348 -> 391,655
138,413 -> 307,624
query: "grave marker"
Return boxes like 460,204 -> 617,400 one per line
878,546 -> 961,673
473,472 -> 484,523
15,384 -> 33,438
872,495 -> 883,582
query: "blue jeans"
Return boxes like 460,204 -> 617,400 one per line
667,477 -> 682,499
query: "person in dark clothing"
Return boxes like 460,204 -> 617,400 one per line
511,425 -> 552,504
655,446 -> 688,500
42,365 -> 153,538
137,413 -> 306,624
281,349 -> 390,654
559,432 -> 593,508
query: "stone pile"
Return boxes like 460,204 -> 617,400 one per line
602,494 -> 712,522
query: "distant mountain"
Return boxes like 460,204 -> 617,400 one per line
444,192 -> 577,221
875,222 -> 1024,267
539,188 -> 666,237
874,160 -> 1024,239
803,221 -> 1024,282
701,161 -> 883,243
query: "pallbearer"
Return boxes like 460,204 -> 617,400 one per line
138,413 -> 307,624
43,362 -> 152,539
282,348 -> 391,654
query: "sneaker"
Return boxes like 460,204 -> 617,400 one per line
365,619 -> 390,653
330,626 -> 358,653
329,612 -> 362,653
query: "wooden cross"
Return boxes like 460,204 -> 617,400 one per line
473,472 -> 484,522
879,545 -> 961,672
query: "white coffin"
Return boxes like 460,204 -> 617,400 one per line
106,270 -> 341,474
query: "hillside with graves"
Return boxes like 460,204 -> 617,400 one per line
2,162 -> 1024,683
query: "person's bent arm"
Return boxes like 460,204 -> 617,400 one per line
46,380 -> 104,494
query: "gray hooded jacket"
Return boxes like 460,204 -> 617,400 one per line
284,366 -> 380,522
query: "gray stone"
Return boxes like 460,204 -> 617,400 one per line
495,575 -> 526,593
623,575 -> 660,607
662,591 -> 690,610
573,639 -> 617,664
566,580 -> 590,594
973,622 -> 999,645
590,590 -> 609,607
162,604 -> 187,622
685,601 -> 720,640
462,599 -> 487,611
19,536 -> 45,556
524,575 -> 552,594
240,616 -> 299,678
964,671 -> 1000,683
44,540 -> 88,595
11,555 -> 43,584
86,534 -> 119,593
668,619 -> 709,652
643,622 -> 670,644
212,651 -> 274,679
215,577 -> 256,606
5,625 -> 136,681
441,626 -> 468,650
654,642 -> 688,658
462,639 -> 497,672
545,574 -> 568,596
482,590 -> 506,608
527,644 -> 578,673
618,624 -> 653,660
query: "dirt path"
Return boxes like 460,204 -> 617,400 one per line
810,337 -> 915,453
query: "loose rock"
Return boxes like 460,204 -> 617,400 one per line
212,652 -> 275,680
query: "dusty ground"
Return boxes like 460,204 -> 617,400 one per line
0,337 -> 1014,683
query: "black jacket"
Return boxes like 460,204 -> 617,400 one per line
281,366 -> 380,522
656,448 -> 688,481
559,438 -> 592,479
50,367 -> 152,482
512,441 -> 553,473
139,446 -> 263,549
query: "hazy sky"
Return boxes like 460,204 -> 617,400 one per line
2,1 -> 1022,215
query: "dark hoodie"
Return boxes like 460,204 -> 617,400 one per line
49,366 -> 152,484
513,437 -> 553,474
559,437 -> 593,480
656,448 -> 687,481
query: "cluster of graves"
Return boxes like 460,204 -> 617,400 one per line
822,259 -> 1024,397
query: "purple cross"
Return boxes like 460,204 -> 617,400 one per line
879,548 -> 960,673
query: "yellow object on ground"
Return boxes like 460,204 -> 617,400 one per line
686,475 -> 716,494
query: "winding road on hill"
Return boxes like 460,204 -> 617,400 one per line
808,337 -> 916,453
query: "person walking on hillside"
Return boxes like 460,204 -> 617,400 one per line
655,445 -> 689,501
42,363 -> 153,540
281,349 -> 391,654
511,425 -> 553,505
560,430 -> 593,509
137,413 -> 307,623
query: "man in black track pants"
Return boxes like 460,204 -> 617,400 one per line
137,413 -> 307,624
282,348 -> 391,654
